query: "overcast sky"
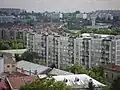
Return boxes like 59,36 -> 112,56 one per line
0,0 -> 120,12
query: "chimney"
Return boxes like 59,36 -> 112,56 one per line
21,67 -> 24,73
29,70 -> 31,75
88,79 -> 94,90
34,70 -> 37,75
74,77 -> 79,82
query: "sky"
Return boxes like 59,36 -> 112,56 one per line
0,0 -> 120,12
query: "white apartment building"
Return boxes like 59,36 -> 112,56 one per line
27,32 -> 120,69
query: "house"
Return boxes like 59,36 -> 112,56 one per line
6,76 -> 36,90
3,54 -> 16,74
104,65 -> 120,83
52,74 -> 106,90
0,53 -> 16,74
16,60 -> 51,75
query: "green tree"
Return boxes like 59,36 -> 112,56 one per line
102,86 -> 109,90
110,77 -> 120,90
21,51 -> 39,62
0,39 -> 26,50
67,64 -> 105,83
20,78 -> 72,90
67,63 -> 87,74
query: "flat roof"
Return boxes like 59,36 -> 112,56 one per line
17,60 -> 50,75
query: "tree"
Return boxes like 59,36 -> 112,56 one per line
0,39 -> 26,50
102,86 -> 109,90
20,78 -> 72,90
66,63 -> 87,74
110,77 -> 120,90
67,64 -> 105,83
21,51 -> 39,62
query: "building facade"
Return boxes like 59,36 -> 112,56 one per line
0,28 -> 29,40
27,32 -> 120,69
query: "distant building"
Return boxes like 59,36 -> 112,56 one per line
83,13 -> 88,19
76,13 -> 83,19
0,15 -> 15,23
0,8 -> 25,15
0,26 -> 32,40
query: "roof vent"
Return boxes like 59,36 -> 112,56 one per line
63,78 -> 68,82
74,77 -> 79,82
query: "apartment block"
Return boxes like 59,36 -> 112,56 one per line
0,28 -> 28,40
27,32 -> 120,69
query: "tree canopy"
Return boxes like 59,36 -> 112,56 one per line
20,78 -> 72,90
0,39 -> 26,50
66,63 -> 105,83
110,77 -> 120,90
21,51 -> 39,62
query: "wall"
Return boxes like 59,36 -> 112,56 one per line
4,64 -> 16,73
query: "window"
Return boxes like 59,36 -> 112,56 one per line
7,65 -> 10,68
105,72 -> 108,79
12,65 -> 15,67
112,73 -> 114,79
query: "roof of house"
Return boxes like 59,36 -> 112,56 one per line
6,76 -> 35,89
0,79 -> 8,90
104,65 -> 120,72
17,60 -> 50,75
52,74 -> 106,88
48,68 -> 73,76
112,65 -> 120,71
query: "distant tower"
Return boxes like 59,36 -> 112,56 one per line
91,15 -> 96,26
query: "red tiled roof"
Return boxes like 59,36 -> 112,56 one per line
6,76 -> 35,89
11,26 -> 33,30
0,80 -> 7,90
112,65 -> 120,71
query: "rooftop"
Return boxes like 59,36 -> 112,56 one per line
48,68 -> 73,76
104,65 -> 120,72
17,60 -> 50,75
0,79 -> 8,90
6,76 -> 36,90
53,74 -> 106,88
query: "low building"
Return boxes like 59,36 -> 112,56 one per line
16,60 -> 51,75
0,16 -> 15,23
0,53 -> 16,74
104,65 -> 120,83
53,74 -> 106,90
3,54 -> 16,74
